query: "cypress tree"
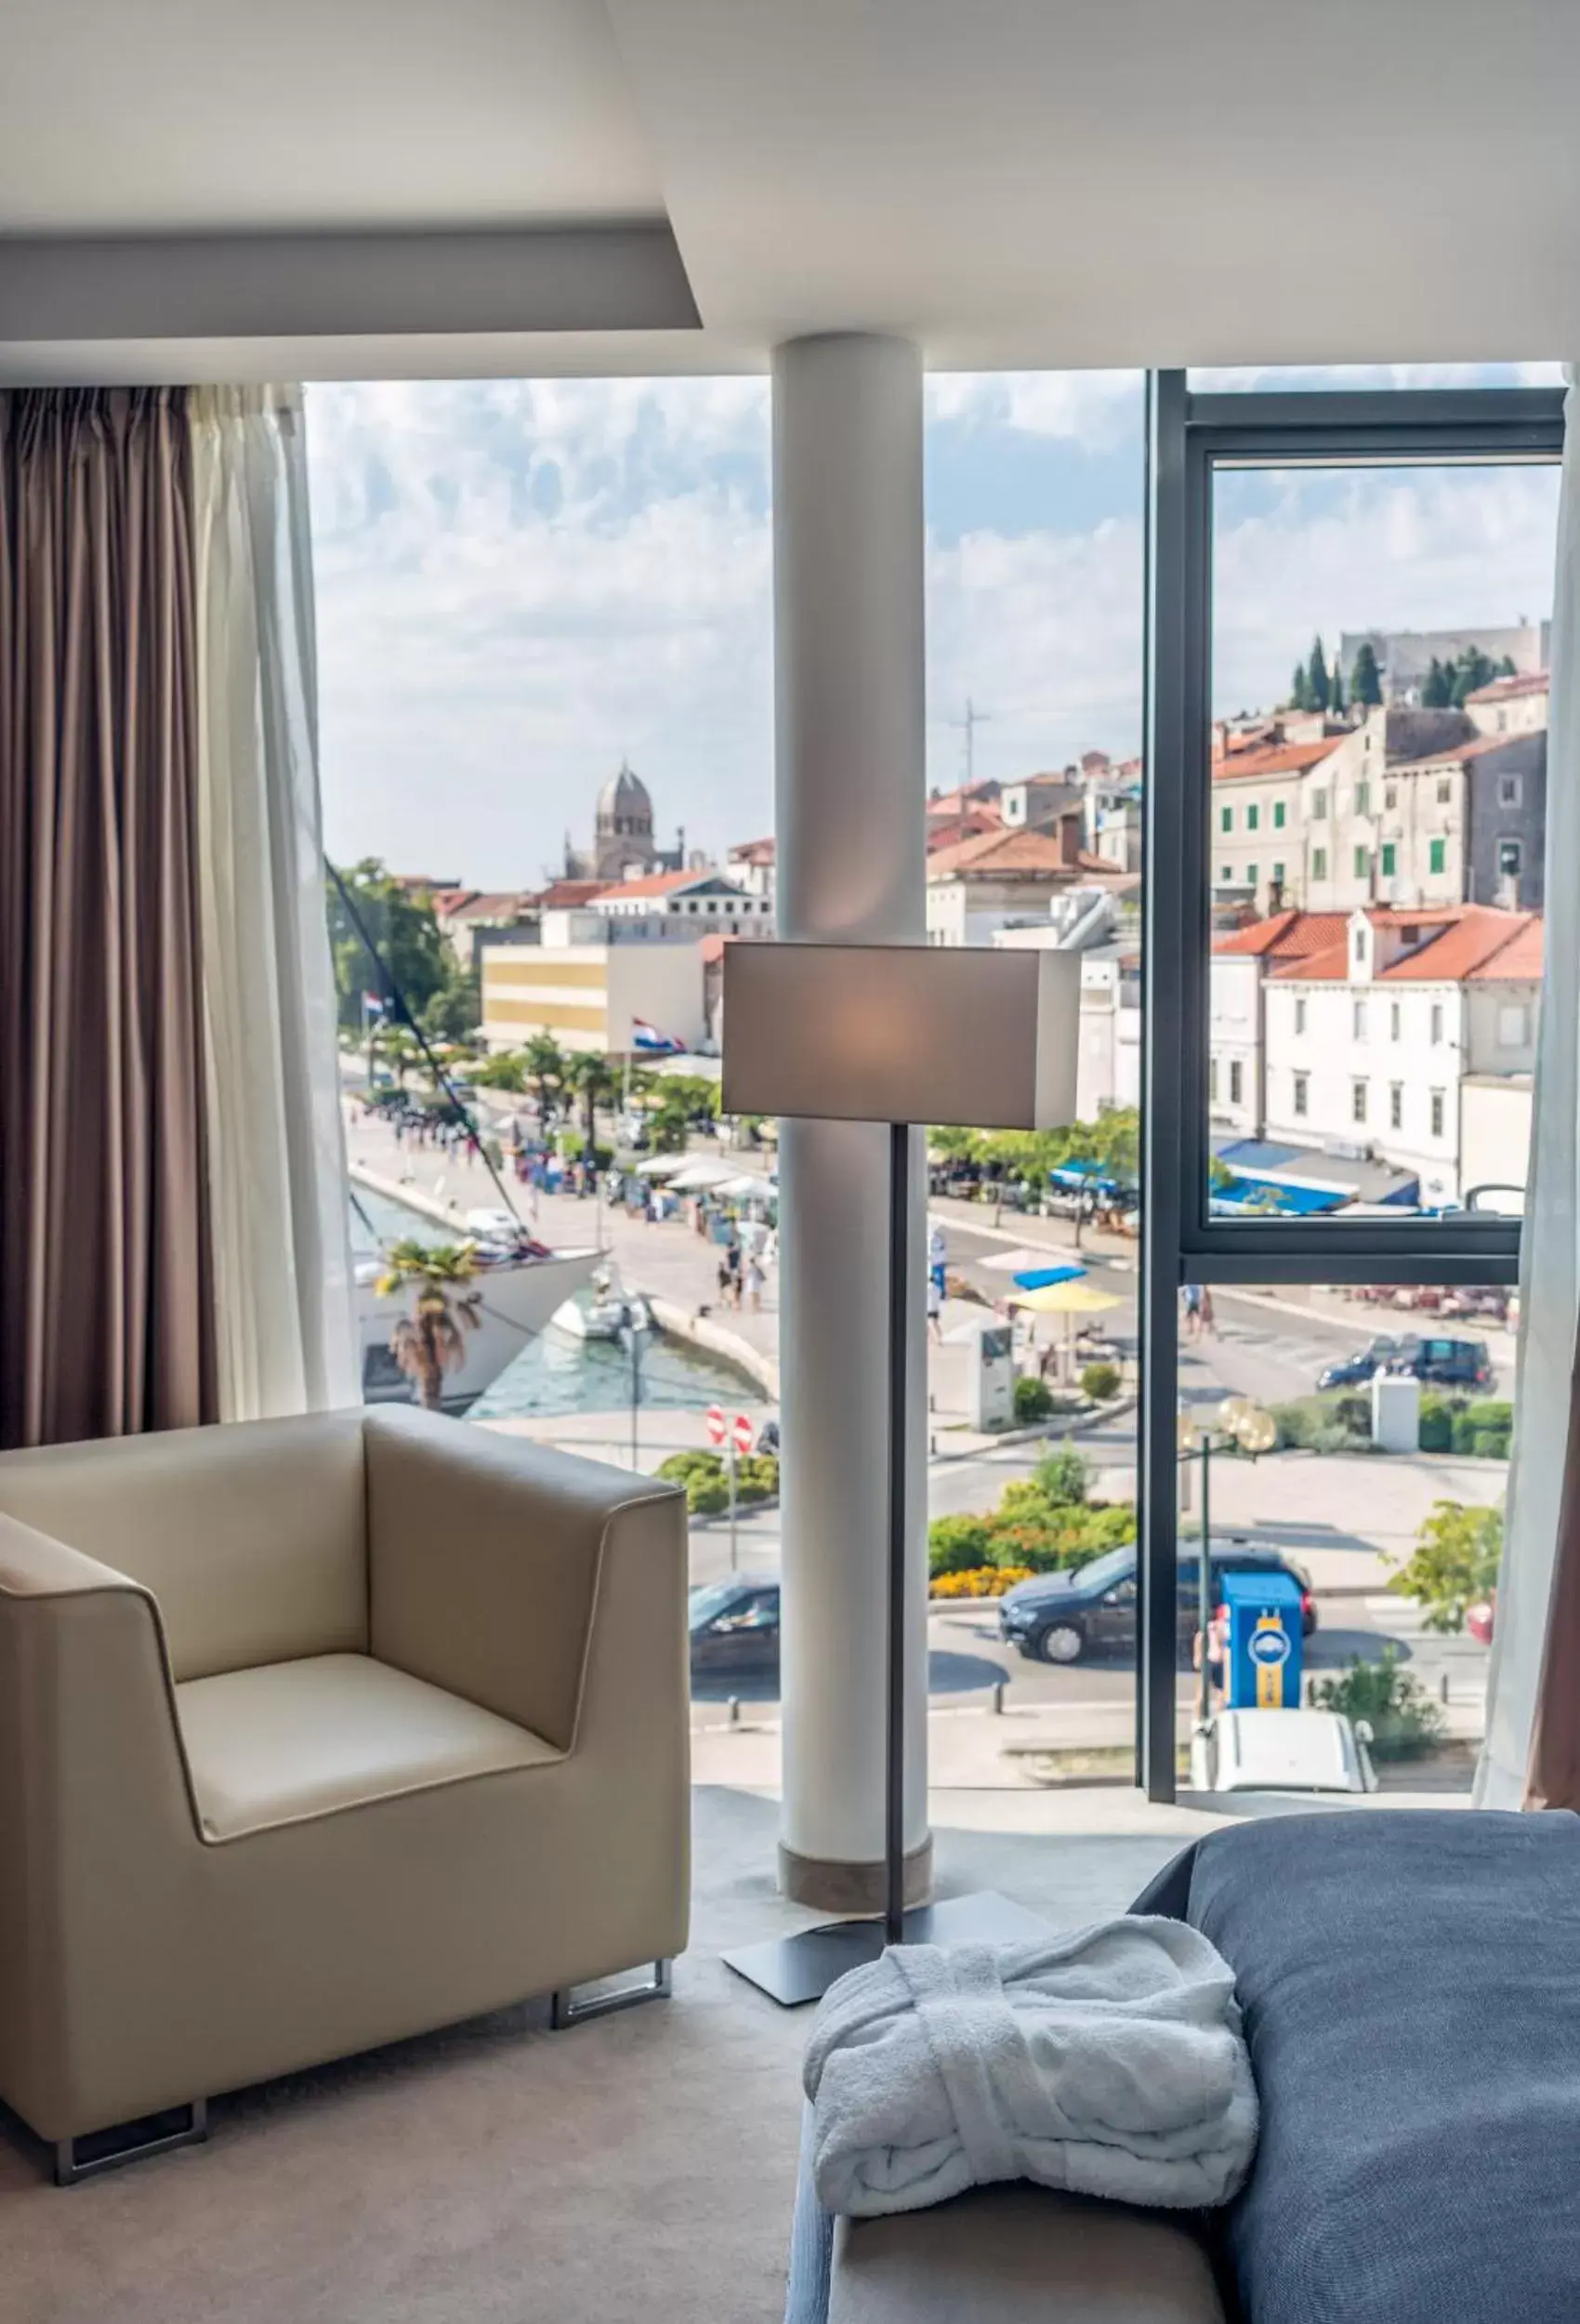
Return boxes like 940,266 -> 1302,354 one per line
1307,636 -> 1331,712
1351,640 -> 1383,706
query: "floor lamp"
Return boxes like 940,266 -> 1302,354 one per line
718,941 -> 1082,2005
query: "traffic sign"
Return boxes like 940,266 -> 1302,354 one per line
705,1406 -> 727,1446
732,1412 -> 755,1455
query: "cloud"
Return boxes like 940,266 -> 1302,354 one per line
307,372 -> 1560,885
308,379 -> 775,885
1213,462 -> 1561,714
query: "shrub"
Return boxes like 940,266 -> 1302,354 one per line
685,1474 -> 730,1516
657,1448 -> 724,1483
1034,1446 -> 1090,1506
1080,1361 -> 1122,1403
1271,1393 -> 1371,1453
734,1452 -> 780,1502
928,1514 -> 994,1578
1416,1393 -> 1455,1453
929,1565 -> 1034,1601
1013,1374 -> 1054,1424
1388,1499 -> 1503,1633
1450,1400 -> 1512,1460
1311,1648 -> 1447,1759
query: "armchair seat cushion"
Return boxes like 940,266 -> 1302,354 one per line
175,1653 -> 562,1841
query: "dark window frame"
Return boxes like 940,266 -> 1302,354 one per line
1137,374 -> 1560,1800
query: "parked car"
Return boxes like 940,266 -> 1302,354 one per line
997,1542 -> 1317,1667
1317,1336 -> 1404,1390
689,1575 -> 781,1677
1317,1333 -> 1494,1393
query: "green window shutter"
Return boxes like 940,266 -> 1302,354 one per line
1312,848 -> 1327,879
1381,843 -> 1397,878
1246,804 -> 1259,831
1220,805 -> 1232,832
1353,845 -> 1369,878
1429,838 -> 1446,875
1273,800 -> 1286,828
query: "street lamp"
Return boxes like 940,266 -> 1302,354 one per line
1178,1395 -> 1278,1726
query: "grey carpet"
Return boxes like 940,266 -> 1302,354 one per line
1,1788 -> 1184,2324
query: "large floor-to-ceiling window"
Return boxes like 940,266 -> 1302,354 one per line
1139,366 -> 1563,1799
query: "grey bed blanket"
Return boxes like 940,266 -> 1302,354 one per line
802,1925 -> 1256,2219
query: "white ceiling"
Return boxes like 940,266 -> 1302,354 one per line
0,0 -> 663,233
4,0 -> 1579,376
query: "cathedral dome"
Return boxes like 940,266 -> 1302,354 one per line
595,760 -> 652,833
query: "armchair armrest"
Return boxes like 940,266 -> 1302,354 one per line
0,1512 -> 204,2138
364,1407 -> 688,1751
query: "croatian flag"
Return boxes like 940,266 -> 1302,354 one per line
632,1018 -> 686,1055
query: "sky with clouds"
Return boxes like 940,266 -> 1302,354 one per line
306,363 -> 1562,890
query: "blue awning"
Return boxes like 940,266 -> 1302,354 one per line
1210,1176 -> 1350,1216
1010,1263 -> 1088,1291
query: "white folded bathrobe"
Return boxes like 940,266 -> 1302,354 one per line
802,1921 -> 1257,2219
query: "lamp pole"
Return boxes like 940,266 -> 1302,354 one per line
1181,1395 -> 1277,1728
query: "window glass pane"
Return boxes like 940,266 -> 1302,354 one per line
1176,1277 -> 1509,1795
1208,456 -> 1557,1222
922,369 -> 1145,1808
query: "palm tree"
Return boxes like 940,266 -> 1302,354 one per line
523,1032 -> 567,1124
376,1240 -> 482,1411
564,1050 -> 617,1161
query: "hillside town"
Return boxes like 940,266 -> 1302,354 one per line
359,618 -> 1545,1221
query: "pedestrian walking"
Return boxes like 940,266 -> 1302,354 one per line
1182,1284 -> 1204,1341
745,1253 -> 767,1312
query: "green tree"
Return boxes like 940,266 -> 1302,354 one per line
649,1090 -> 692,1152
1329,656 -> 1344,714
375,1241 -> 482,1411
1387,1499 -> 1503,1634
564,1050 -> 618,1158
1350,640 -> 1383,706
522,1033 -> 568,1120
1420,656 -> 1453,708
1449,645 -> 1498,706
327,859 -> 449,1036
1306,635 -> 1331,712
472,1050 -> 528,1093
421,961 -> 481,1043
1290,662 -> 1313,712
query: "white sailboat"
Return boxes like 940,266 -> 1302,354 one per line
351,1172 -> 600,1412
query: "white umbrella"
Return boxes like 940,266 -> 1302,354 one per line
665,1157 -> 740,1192
634,1155 -> 686,1179
716,1172 -> 776,1200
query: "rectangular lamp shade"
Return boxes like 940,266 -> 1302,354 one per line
721,942 -> 1081,1129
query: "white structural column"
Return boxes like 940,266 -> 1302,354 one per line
772,334 -> 930,1908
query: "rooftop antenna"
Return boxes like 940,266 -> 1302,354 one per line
950,697 -> 993,843
952,696 -> 993,789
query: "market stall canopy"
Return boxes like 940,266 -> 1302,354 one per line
716,1172 -> 776,1201
634,1155 -> 687,1179
1010,1263 -> 1086,1292
1008,1279 -> 1121,1316
665,1157 -> 740,1192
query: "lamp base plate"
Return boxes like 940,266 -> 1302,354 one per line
720,1889 -> 1048,2008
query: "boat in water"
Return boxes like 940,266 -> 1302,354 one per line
351,1172 -> 600,1413
550,1262 -> 648,1342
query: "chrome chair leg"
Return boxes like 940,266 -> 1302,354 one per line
54,2098 -> 209,2186
551,1960 -> 672,2029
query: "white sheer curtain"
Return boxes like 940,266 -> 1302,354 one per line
1477,368 -> 1578,1807
190,386 -> 359,1419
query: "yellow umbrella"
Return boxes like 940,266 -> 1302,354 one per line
1007,1277 -> 1122,1384
1008,1280 -> 1121,1314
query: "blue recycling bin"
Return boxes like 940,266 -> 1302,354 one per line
1222,1567 -> 1304,1710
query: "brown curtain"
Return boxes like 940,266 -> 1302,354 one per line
0,388 -> 217,1447
1525,1363 -> 1580,1808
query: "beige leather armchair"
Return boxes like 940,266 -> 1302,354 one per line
0,1406 -> 690,2182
